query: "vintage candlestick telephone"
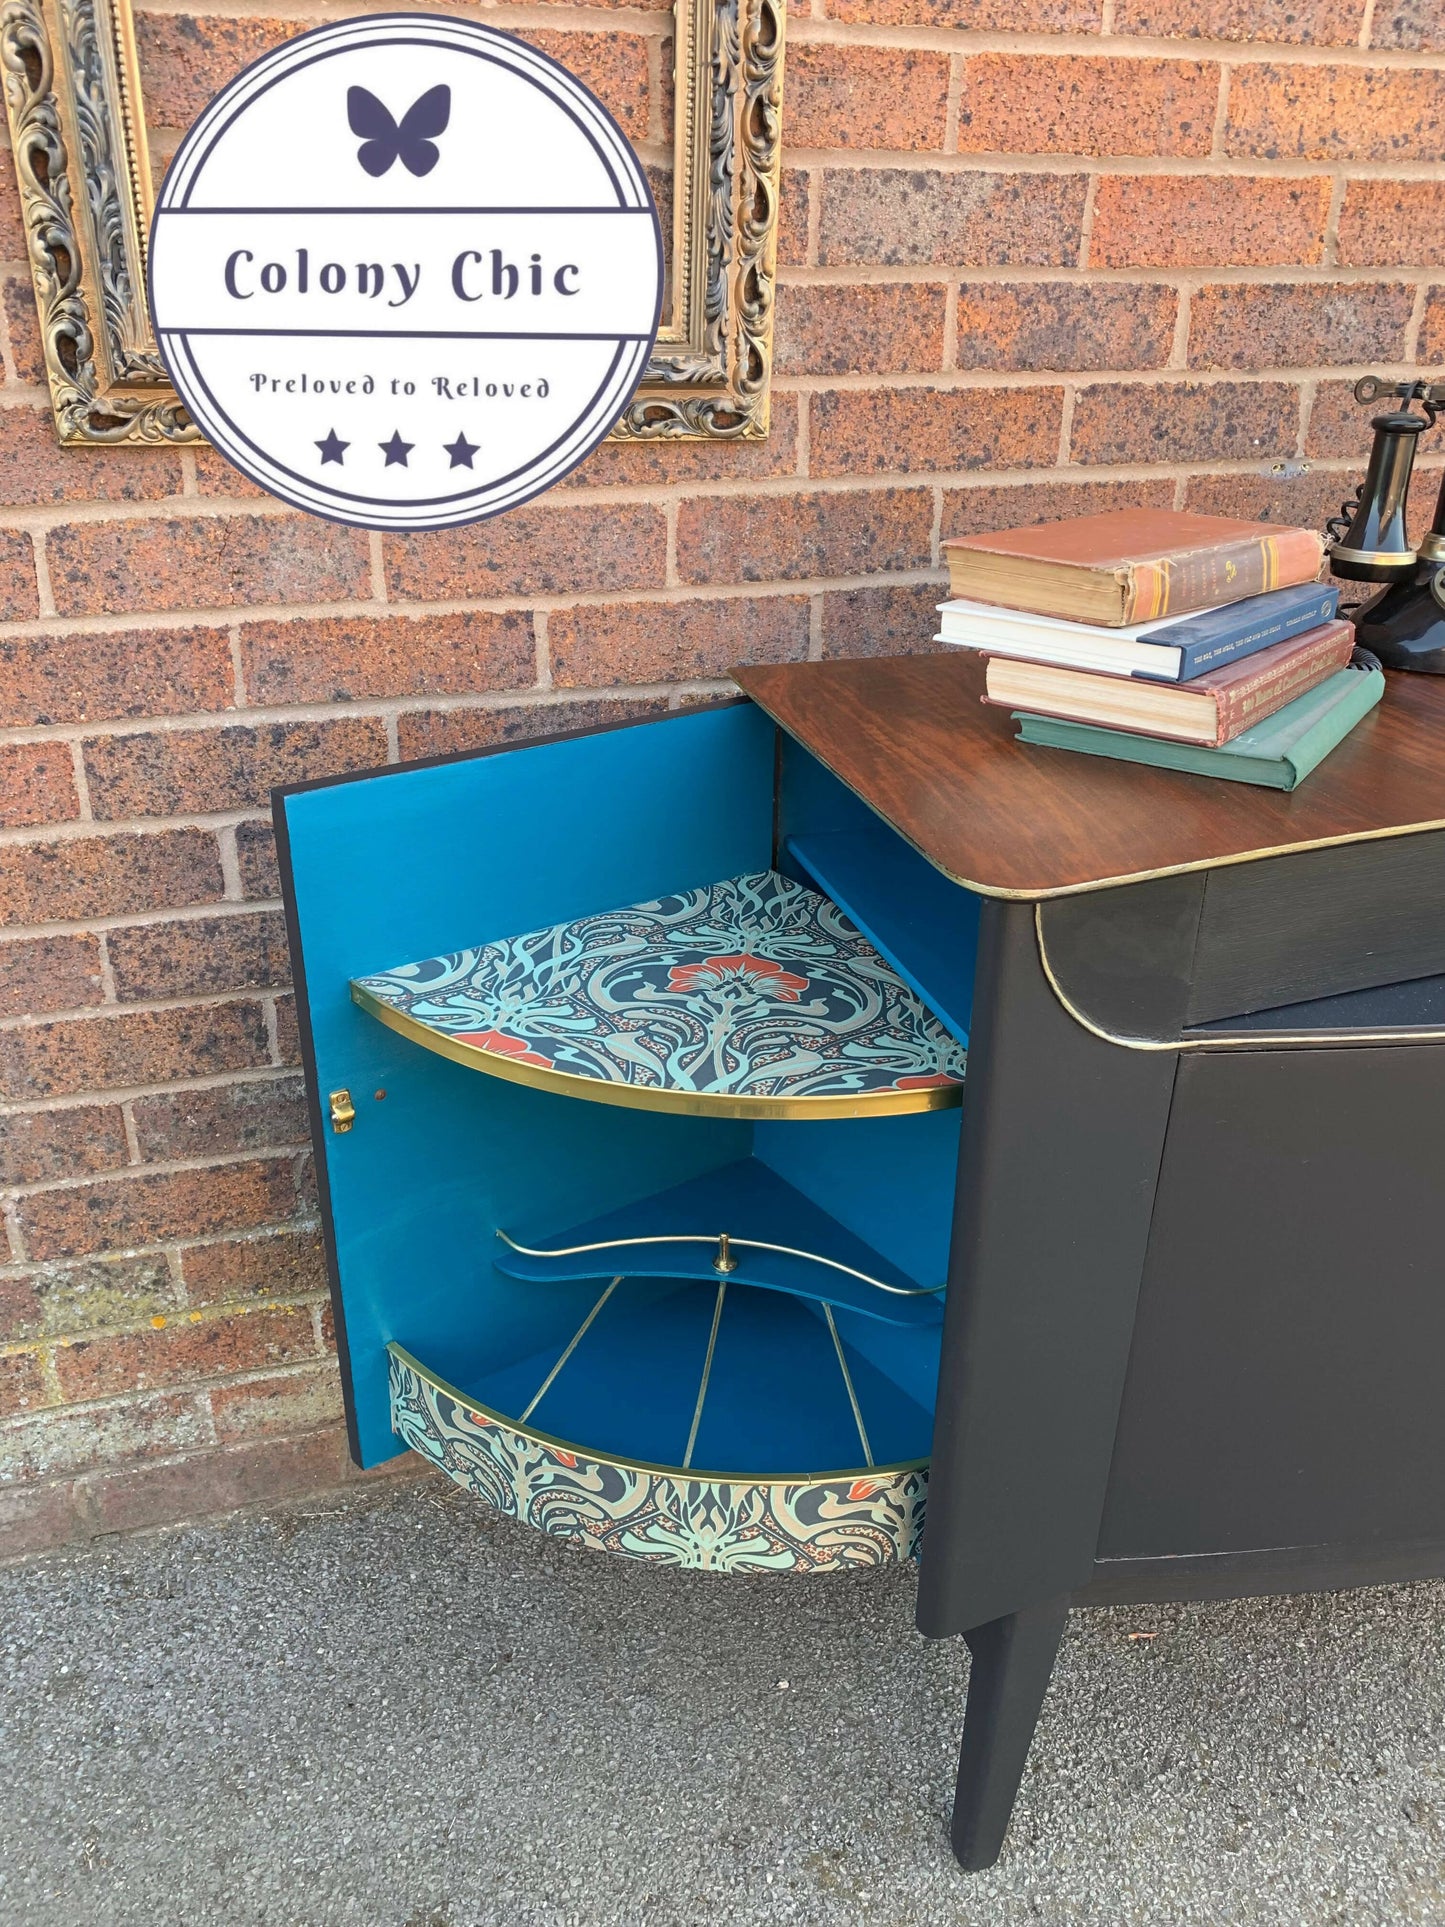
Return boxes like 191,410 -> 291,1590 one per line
1326,374 -> 1445,673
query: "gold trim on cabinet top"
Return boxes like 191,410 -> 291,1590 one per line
1,0 -> 786,445
350,980 -> 964,1120
1034,904 -> 1445,1054
736,684 -> 1445,902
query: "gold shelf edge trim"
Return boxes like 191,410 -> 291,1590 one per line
351,980 -> 963,1119
495,1227 -> 944,1298
388,1342 -> 928,1488
1035,904 -> 1445,1054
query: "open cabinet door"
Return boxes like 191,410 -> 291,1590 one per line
275,701 -> 775,1468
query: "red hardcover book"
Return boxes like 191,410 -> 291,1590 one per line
982,619 -> 1356,747
944,509 -> 1326,627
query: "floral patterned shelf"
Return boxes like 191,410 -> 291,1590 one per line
388,1291 -> 931,1574
352,870 -> 968,1119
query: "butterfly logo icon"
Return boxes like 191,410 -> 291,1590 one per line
346,84 -> 451,178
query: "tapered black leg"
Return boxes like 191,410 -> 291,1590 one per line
949,1596 -> 1069,1871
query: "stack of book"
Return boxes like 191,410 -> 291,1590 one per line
936,509 -> 1385,790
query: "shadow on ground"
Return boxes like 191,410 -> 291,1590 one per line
1,1480 -> 1442,1926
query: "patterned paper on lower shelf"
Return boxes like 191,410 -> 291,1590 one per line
389,1346 -> 928,1573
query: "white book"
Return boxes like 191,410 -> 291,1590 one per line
934,596 -> 1192,679
934,583 -> 1343,684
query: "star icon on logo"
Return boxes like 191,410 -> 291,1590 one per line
379,430 -> 414,467
315,428 -> 349,465
443,431 -> 480,469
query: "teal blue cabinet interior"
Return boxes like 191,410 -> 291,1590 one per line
278,653 -> 1445,1872
277,699 -> 973,1574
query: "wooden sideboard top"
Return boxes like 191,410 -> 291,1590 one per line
733,651 -> 1445,899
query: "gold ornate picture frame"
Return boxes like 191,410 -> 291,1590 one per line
0,0 -> 784,445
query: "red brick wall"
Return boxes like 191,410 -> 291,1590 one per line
2,0 -> 1442,1558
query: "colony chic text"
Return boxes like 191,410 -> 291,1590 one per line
222,248 -> 581,307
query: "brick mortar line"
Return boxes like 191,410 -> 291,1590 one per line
777,364 -> 1410,388
262,994 -> 282,1064
3,443 -> 1402,585
216,822 -> 245,901
644,29 -> 663,147
803,167 -> 821,268
1210,63 -> 1231,162
67,740 -> 93,823
1167,286 -> 1192,369
783,21 -> 1445,64
29,530 -> 54,620
226,625 -> 247,708
0,805 -> 269,847
114,0 -> 1445,65
0,456 -> 1406,658
1075,174 -> 1099,272
0,493 -> 352,533
1405,285 -> 1431,360
1323,174 -> 1348,268
0,432 -> 1409,544
0,396 -> 1408,535
0,538 -> 1147,642
94,929 -> 120,1003
366,530 -> 387,606
1294,379 -> 1314,462
0,1065 -> 304,1122
1,1135 -> 312,1201
775,264 -> 1445,286
119,1097 -> 143,1166
0,672 -> 805,749
163,1246 -> 187,1309
0,1428 -> 366,1532
133,0 -> 672,26
0,984 -> 279,1033
943,51 -> 963,155
0,1211 -> 320,1274
0,1144 -> 314,1199
1,441 -> 1413,606
778,151 -> 1445,175
1,1301 -> 332,1372
0,1360 -> 340,1439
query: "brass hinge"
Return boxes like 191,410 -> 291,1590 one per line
328,1089 -> 356,1133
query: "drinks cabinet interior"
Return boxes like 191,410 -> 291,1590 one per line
278,700 -> 983,1571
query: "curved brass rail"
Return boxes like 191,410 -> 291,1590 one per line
495,1227 -> 946,1297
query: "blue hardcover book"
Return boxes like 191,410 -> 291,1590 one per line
1135,582 -> 1342,682
936,582 -> 1340,683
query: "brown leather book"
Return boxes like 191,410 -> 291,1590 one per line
982,619 -> 1355,747
944,509 -> 1326,626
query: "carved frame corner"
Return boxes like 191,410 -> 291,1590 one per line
0,0 -> 785,449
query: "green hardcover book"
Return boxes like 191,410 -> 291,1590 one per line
1014,661 -> 1385,790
